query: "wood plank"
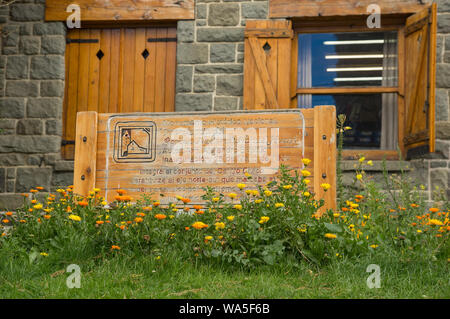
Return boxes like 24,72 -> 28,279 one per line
144,28 -> 157,112
269,0 -> 430,18
98,29 -> 111,114
164,27 -> 177,112
108,29 -> 121,113
77,29 -> 91,113
73,111 -> 98,197
342,150 -> 400,161
313,105 -> 336,214
122,28 -> 136,112
243,35 -> 255,109
87,29 -> 101,112
277,36 -> 291,108
133,28 -> 146,113
297,87 -> 399,94
154,28 -> 168,112
428,3 -> 437,153
45,0 -> 194,22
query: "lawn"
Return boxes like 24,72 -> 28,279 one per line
0,251 -> 448,299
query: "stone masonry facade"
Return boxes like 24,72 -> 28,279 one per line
0,0 -> 450,209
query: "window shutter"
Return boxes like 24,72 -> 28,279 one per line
243,20 -> 293,110
403,3 -> 437,156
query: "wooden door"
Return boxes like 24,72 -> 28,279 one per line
63,26 -> 177,159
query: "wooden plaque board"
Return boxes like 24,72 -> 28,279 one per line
74,106 -> 336,211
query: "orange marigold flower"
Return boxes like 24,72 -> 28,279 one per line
43,215 -> 51,219
193,205 -> 202,210
342,207 -> 349,212
136,212 -> 146,217
2,219 -> 10,224
195,210 -> 205,215
181,198 -> 191,204
143,206 -> 153,211
429,207 -> 439,213
126,221 -> 132,225
355,195 -> 364,200
119,225 -> 126,230
30,189 -> 38,193
21,193 -> 28,197
20,220 -> 26,223
78,201 -> 89,207
116,189 -> 126,195
96,220 -> 104,225
36,187 -> 44,191
111,245 -> 121,250
134,217 -> 144,223
155,214 -> 166,220
66,206 -> 72,213
5,212 -> 13,216
153,201 -> 160,207
192,221 -> 208,229
185,227 -> 190,230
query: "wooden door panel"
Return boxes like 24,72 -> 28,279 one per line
63,26 -> 177,160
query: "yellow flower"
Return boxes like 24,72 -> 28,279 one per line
227,215 -> 235,221
320,183 -> 331,191
244,172 -> 252,178
429,219 -> 443,226
68,214 -> 81,222
234,204 -> 242,210
33,204 -> 43,210
40,252 -> 49,257
367,160 -> 373,166
215,222 -> 226,230
324,233 -> 337,239
303,191 -> 311,197
356,174 -> 363,180
301,169 -> 311,177
275,203 -> 285,208
344,126 -> 352,131
304,179 -> 311,185
237,183 -> 246,190
228,193 -> 237,199
212,197 -> 220,202
333,213 -> 340,218
417,230 -> 423,233
283,185 -> 292,190
264,190 -> 272,197
302,158 -> 311,166
370,244 -> 379,249
93,188 -> 101,193
155,256 -> 161,260
359,156 -> 365,163
259,216 -> 270,224
255,199 -> 263,204
204,236 -> 213,243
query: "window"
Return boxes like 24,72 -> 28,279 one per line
243,3 -> 437,160
62,27 -> 177,160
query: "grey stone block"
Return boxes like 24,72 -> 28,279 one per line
5,56 -> 29,80
216,74 -> 243,96
195,64 -> 243,74
435,140 -> 450,159
177,21 -> 195,43
436,63 -> 450,88
6,180 -> 15,193
0,154 -> 27,166
437,35 -> 443,63
20,36 -> 40,55
438,14 -> 450,33
45,119 -> 62,135
214,96 -> 238,111
27,98 -> 62,118
194,75 -> 215,93
15,167 -> 52,193
51,172 -> 73,187
2,47 -> 19,55
5,81 -> 39,97
444,52 -> 450,64
54,160 -> 74,172
437,0 -> 450,12
33,22 -> 66,36
430,169 -> 448,192
0,194 -> 24,210
208,3 -> 240,26
6,168 -> 15,180
436,122 -> 450,139
237,52 -> 244,63
10,4 -> 45,21
241,2 -> 268,19
0,98 -> 25,118
210,43 -> 236,63
436,89 -> 449,121
197,28 -> 244,42
177,43 -> 208,64
40,80 -> 64,97
41,36 -> 66,54
175,93 -> 213,111
196,4 -> 207,19
30,56 -> 65,79
16,119 -> 43,135
20,23 -> 33,36
0,119 -> 16,135
196,20 -> 207,27
430,160 -> 448,168
0,135 -> 61,153
2,25 -> 20,47
176,65 -> 193,93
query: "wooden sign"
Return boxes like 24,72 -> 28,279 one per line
74,106 -> 336,210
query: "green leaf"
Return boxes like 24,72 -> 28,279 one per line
324,223 -> 343,233
29,251 -> 38,264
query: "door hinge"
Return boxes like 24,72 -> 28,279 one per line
66,38 -> 99,44
147,38 -> 177,43
61,139 -> 75,146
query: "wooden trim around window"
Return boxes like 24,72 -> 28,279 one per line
297,87 -> 399,94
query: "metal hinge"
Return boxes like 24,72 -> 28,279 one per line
66,38 -> 99,44
147,38 -> 177,43
61,139 -> 75,146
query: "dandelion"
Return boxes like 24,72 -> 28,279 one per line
324,233 -> 337,239
40,252 -> 49,257
227,215 -> 235,221
212,197 -> 220,202
370,244 -> 379,249
215,222 -> 225,230
237,183 -> 246,190
304,179 -> 311,185
275,203 -> 285,208
234,204 -> 242,210
255,199 -> 263,204
228,193 -> 237,199
303,191 -> 311,197
283,185 -> 293,190
259,216 -> 270,224
320,183 -> 331,191
68,215 -> 81,222
192,221 -> 208,230
264,190 -> 272,197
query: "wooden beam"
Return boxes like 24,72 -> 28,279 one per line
45,0 -> 194,22
270,0 -> 430,18
73,111 -> 98,197
296,87 -> 399,95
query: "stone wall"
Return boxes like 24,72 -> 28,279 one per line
0,0 -> 450,209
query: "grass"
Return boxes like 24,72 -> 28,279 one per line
0,250 -> 448,299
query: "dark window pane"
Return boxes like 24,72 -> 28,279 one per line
298,32 -> 398,88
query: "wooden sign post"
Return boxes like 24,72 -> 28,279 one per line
74,106 -> 336,211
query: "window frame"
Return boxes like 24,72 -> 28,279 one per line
291,19 -> 406,160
